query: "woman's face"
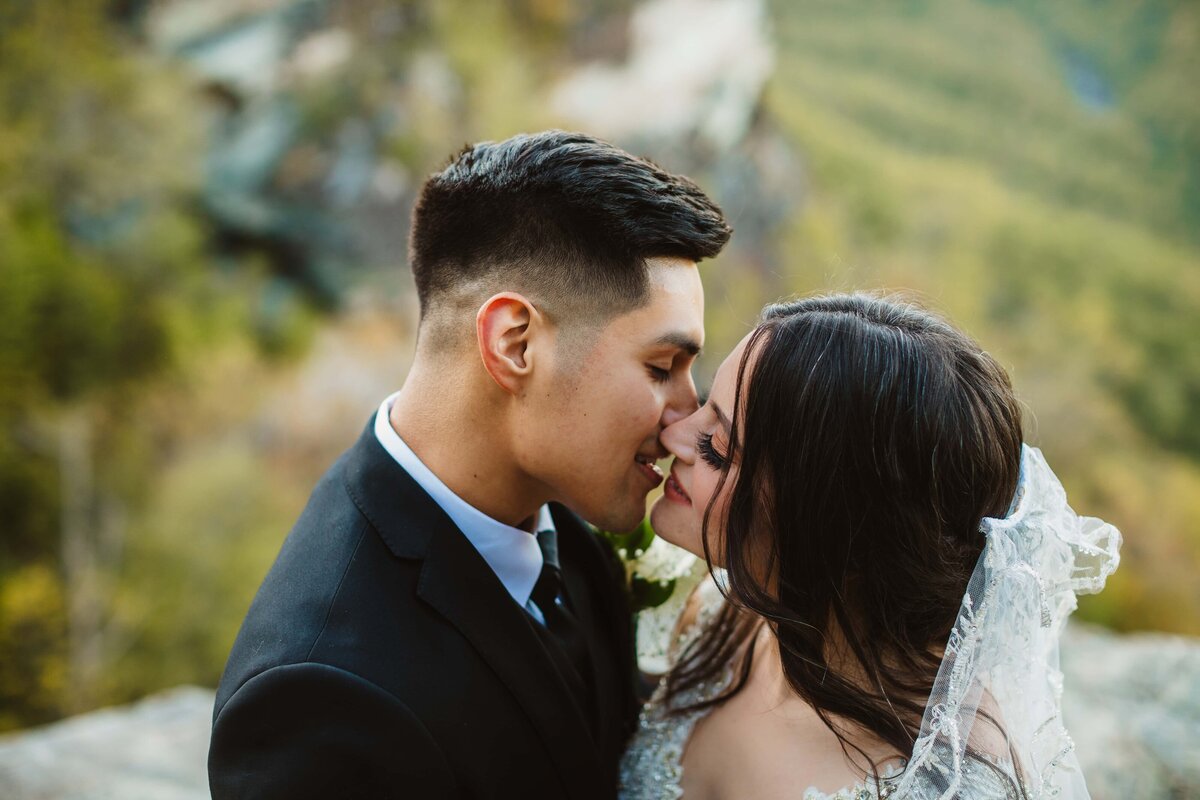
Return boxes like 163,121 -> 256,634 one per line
650,331 -> 754,562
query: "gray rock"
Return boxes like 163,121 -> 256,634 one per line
1061,624 -> 1200,799
551,0 -> 773,152
149,0 -> 324,96
0,686 -> 214,800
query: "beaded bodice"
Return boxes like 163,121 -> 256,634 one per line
618,580 -> 902,800
618,579 -> 730,799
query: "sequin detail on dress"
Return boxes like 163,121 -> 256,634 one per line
619,580 -> 916,800
618,578 -> 729,800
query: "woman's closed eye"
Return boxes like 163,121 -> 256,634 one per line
696,432 -> 728,469
647,365 -> 671,383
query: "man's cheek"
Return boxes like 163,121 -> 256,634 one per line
620,387 -> 664,432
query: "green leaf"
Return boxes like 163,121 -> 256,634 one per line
594,517 -> 656,559
630,575 -> 677,613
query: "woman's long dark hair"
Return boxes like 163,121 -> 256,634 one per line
664,293 -> 1024,779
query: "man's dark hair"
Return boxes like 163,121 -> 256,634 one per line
408,131 -> 731,344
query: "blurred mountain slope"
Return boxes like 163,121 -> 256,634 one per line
763,0 -> 1200,634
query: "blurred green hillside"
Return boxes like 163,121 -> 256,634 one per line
757,0 -> 1200,634
0,0 -> 1197,732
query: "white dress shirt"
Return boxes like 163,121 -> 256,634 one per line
374,392 -> 553,622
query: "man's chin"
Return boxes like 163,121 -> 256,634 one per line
575,497 -> 647,534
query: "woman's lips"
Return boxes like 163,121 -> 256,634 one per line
664,464 -> 691,505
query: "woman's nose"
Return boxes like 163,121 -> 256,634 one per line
660,410 -> 699,463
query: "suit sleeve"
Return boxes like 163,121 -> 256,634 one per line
209,661 -> 457,799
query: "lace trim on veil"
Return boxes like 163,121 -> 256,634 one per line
891,446 -> 1120,799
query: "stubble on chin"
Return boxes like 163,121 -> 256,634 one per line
590,490 -> 649,535
607,509 -> 647,535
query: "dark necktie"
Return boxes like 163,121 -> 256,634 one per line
531,528 -> 594,700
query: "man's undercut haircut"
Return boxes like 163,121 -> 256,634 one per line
408,130 -> 731,348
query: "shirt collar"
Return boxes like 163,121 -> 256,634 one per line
374,392 -> 549,609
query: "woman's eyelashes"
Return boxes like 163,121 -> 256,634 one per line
647,365 -> 671,383
696,432 -> 728,469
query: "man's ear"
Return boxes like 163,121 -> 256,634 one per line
476,293 -> 543,395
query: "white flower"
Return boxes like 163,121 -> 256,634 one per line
635,556 -> 710,674
630,536 -> 699,583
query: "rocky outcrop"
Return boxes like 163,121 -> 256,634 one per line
0,686 -> 213,800
551,0 -> 804,279
1060,625 -> 1200,799
1,626 -> 1196,798
551,0 -> 773,153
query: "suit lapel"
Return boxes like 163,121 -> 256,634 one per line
554,506 -> 639,764
556,522 -> 609,737
417,520 -> 604,800
342,417 -> 605,800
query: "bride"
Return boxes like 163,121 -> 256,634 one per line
619,294 -> 1120,799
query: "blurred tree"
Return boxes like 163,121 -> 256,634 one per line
0,0 -> 214,725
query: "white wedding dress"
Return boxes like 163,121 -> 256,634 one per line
617,579 -> 1021,800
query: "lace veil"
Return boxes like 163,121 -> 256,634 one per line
891,445 -> 1121,799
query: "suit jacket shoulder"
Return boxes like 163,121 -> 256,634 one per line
210,417 -> 636,800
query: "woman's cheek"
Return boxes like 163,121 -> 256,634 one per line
695,463 -> 734,519
650,500 -> 703,559
689,467 -> 727,555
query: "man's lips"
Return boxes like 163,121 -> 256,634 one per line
664,463 -> 691,505
634,454 -> 665,487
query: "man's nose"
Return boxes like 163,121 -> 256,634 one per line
662,372 -> 699,427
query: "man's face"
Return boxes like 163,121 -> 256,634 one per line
514,257 -> 705,532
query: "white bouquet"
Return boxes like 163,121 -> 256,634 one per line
596,519 -> 709,674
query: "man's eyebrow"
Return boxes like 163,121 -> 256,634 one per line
652,332 -> 702,356
711,401 -> 731,432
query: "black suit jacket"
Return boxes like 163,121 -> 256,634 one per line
209,417 -> 639,799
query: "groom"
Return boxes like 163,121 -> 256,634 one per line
208,131 -> 730,799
